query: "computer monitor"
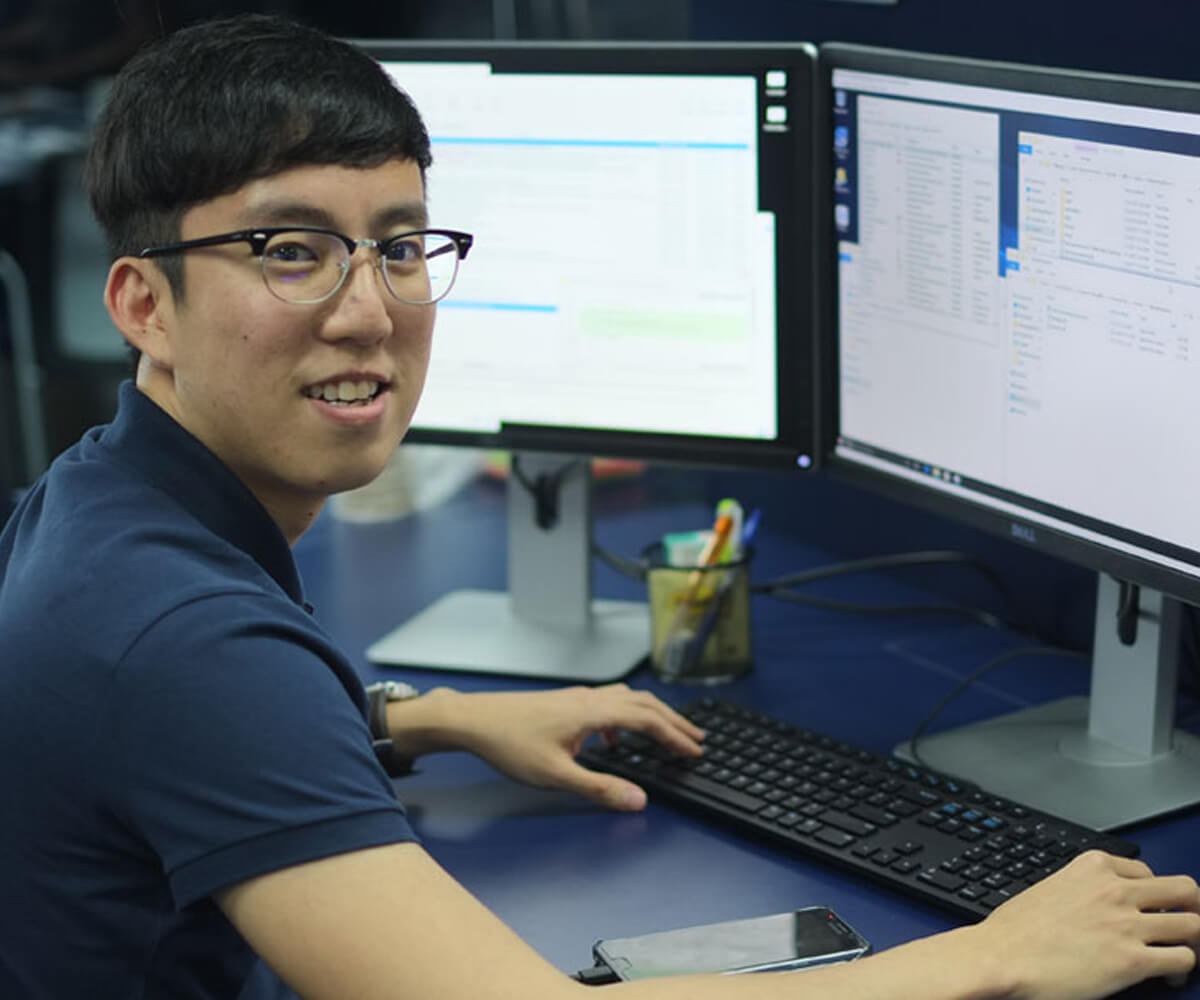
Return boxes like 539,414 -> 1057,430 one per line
820,43 -> 1200,829
361,41 -> 819,683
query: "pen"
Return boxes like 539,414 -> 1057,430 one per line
714,498 -> 744,561
687,509 -> 761,668
741,508 -> 762,549
685,512 -> 734,602
658,511 -> 734,677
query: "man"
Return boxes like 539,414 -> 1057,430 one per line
0,13 -> 1197,1000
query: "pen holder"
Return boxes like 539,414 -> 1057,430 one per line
644,543 -> 753,684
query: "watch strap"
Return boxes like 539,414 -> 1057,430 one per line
365,681 -> 419,778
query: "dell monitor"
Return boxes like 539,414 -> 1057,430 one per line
821,43 -> 1200,829
361,41 -> 819,683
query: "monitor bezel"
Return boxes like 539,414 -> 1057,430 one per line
816,42 -> 1200,606
358,38 -> 821,472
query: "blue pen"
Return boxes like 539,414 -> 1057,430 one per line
740,508 -> 762,550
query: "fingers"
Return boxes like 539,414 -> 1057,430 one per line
1140,911 -> 1200,947
1137,944 -> 1197,982
1098,852 -> 1155,879
1060,853 -> 1200,924
594,684 -> 705,756
1132,874 -> 1200,915
556,759 -> 648,811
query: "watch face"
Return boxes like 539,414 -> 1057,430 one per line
382,681 -> 419,701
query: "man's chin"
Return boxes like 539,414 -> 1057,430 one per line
329,464 -> 395,497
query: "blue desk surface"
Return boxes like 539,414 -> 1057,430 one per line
294,473 -> 1200,998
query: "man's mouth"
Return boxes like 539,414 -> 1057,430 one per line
303,379 -> 384,407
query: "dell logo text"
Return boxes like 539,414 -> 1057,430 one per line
1010,523 -> 1037,544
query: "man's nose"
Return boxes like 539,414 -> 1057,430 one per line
321,252 -> 393,342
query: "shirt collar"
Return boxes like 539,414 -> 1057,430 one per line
99,381 -> 305,605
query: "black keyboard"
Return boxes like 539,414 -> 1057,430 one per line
578,697 -> 1138,922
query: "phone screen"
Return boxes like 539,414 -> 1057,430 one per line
593,906 -> 870,980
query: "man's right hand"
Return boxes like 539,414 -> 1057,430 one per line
964,850 -> 1200,999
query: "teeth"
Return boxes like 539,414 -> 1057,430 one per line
305,380 -> 380,402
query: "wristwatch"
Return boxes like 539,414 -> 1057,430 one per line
365,680 -> 420,777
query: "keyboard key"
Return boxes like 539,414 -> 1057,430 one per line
815,828 -> 857,849
819,809 -> 876,837
850,804 -> 899,827
918,869 -> 966,892
655,766 -> 766,813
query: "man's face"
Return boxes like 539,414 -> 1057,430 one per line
141,159 -> 435,534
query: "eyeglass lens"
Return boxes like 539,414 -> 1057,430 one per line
261,231 -> 460,305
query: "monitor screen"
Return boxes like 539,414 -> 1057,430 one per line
825,46 -> 1200,603
820,43 -> 1200,829
366,41 -> 818,471
361,41 -> 818,684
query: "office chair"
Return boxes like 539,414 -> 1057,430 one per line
17,149 -> 126,469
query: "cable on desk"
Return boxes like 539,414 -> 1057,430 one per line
595,547 -> 1020,598
752,549 -> 1039,633
905,644 -> 1088,769
591,542 -> 649,582
758,589 -> 1010,631
592,544 -> 1048,639
757,549 -> 1011,596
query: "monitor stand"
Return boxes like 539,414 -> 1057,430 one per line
367,452 -> 650,683
895,574 -> 1200,831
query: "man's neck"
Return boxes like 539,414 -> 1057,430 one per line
132,371 -> 324,547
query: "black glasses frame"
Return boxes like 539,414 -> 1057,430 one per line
138,226 -> 474,303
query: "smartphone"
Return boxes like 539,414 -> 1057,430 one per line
591,906 -> 870,981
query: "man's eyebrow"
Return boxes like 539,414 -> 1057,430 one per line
374,203 -> 429,231
239,201 -> 336,229
237,200 -> 429,233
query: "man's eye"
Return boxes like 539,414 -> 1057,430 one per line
384,238 -> 422,263
267,241 -> 320,263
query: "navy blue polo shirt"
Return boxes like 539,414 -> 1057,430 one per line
0,383 -> 416,998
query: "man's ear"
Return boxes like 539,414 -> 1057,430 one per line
104,257 -> 176,368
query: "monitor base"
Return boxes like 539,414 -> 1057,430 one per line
895,696 -> 1200,831
368,588 -> 650,683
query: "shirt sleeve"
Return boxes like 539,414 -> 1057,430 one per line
107,590 -> 417,909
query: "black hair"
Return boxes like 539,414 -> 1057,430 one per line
85,13 -> 432,298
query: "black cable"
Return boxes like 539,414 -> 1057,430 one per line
1115,579 -> 1140,646
591,544 -> 1032,634
754,548 -> 1031,628
905,645 -> 1087,770
755,550 -> 1015,604
591,542 -> 648,582
509,455 -> 581,529
752,549 -> 1069,644
763,589 -> 1009,630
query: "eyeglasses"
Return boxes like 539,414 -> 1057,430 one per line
139,227 -> 474,305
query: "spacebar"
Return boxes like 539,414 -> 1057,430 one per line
655,767 -> 765,813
